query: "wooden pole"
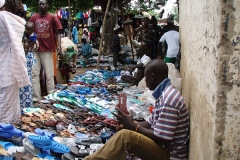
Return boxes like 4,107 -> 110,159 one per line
68,0 -> 72,39
97,0 -> 112,69
128,25 -> 134,61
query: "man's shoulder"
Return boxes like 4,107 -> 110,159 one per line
163,85 -> 184,105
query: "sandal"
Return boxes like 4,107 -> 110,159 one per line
21,117 -> 38,128
101,118 -> 118,127
44,119 -> 58,127
21,124 -> 34,133
15,152 -> 36,160
70,145 -> 89,157
79,117 -> 97,124
59,130 -> 75,138
76,136 -> 102,146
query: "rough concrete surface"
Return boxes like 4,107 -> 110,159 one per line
180,0 -> 240,159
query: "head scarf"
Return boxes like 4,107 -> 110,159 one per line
0,0 -> 5,8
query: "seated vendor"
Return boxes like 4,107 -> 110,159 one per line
85,59 -> 190,160
80,36 -> 92,60
121,45 -> 151,86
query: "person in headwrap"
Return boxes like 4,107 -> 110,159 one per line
0,0 -> 30,123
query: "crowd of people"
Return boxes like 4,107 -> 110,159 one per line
0,0 -> 189,159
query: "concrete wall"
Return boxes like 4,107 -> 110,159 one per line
180,0 -> 240,159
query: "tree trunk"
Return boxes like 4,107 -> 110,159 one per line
97,0 -> 111,68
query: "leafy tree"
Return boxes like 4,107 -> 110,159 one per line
23,0 -> 95,13
170,6 -> 179,22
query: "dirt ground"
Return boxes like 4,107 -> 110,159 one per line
57,67 -> 97,84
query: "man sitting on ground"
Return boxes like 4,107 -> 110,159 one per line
80,36 -> 92,62
85,59 -> 190,160
121,46 -> 151,86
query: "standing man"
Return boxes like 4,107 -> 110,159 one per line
0,0 -> 30,123
159,30 -> 180,64
30,0 -> 62,101
111,30 -> 121,67
85,59 -> 190,160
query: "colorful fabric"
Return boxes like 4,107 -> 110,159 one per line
72,26 -> 79,44
19,52 -> 36,110
0,11 -> 30,88
148,78 -> 189,160
22,33 -> 39,52
30,13 -> 63,52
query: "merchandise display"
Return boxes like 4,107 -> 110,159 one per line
1,68 -> 153,159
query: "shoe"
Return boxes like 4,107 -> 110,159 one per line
114,6 -> 121,13
90,21 -> 99,27
113,24 -> 120,31
123,18 -> 133,25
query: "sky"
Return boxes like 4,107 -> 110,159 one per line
155,0 -> 177,18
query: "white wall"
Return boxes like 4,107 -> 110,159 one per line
180,0 -> 240,159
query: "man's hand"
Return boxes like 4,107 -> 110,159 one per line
129,66 -> 136,74
112,108 -> 137,130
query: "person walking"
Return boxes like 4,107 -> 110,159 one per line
0,0 -> 30,123
159,30 -> 180,64
30,0 -> 62,101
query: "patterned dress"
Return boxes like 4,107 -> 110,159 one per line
19,52 -> 36,110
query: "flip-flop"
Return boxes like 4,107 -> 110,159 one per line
76,136 -> 102,146
0,146 -> 8,156
70,145 -> 89,157
89,143 -> 104,151
0,141 -> 15,150
15,152 -> 35,160
34,128 -> 56,137
28,135 -> 53,145
11,136 -> 23,146
33,142 -> 70,153
0,155 -> 16,160
37,153 -> 59,160
0,124 -> 24,138
7,146 -> 25,155
22,138 -> 41,156
61,153 -> 81,160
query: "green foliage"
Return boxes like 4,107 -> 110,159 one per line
148,10 -> 160,20
23,0 -> 95,13
123,0 -> 167,15
170,6 -> 179,22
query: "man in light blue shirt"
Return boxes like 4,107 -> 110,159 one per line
81,36 -> 92,59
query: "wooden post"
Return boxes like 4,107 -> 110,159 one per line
128,25 -> 134,61
97,0 -> 112,69
68,0 -> 72,39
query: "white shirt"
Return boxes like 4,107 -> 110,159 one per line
133,54 -> 151,75
159,30 -> 180,58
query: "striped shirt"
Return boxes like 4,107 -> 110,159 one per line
148,78 -> 189,160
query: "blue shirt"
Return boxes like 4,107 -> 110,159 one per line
81,42 -> 92,58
